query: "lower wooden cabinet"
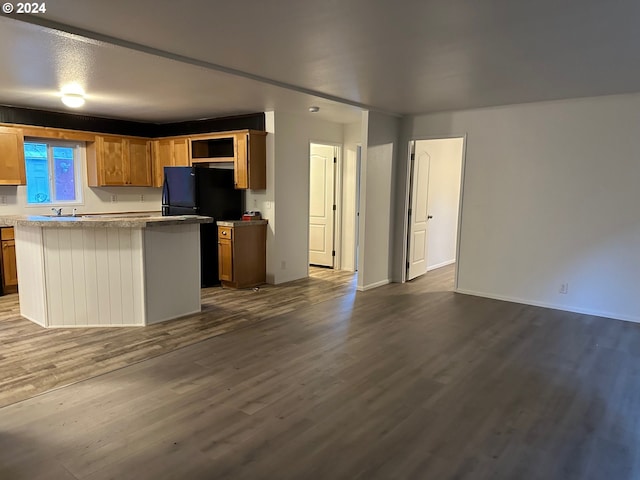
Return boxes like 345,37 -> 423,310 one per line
0,227 -> 17,294
217,222 -> 267,289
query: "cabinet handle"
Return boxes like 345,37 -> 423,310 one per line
222,231 -> 227,235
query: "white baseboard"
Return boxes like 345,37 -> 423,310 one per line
20,312 -> 46,327
427,259 -> 456,271
146,309 -> 201,326
455,288 -> 640,324
357,279 -> 390,292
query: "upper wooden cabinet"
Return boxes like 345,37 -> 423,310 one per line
190,130 -> 266,189
87,135 -> 152,187
173,138 -> 190,167
127,139 -> 153,186
234,131 -> 266,190
0,127 -> 26,185
0,122 -> 266,189
151,138 -> 190,187
96,136 -> 125,185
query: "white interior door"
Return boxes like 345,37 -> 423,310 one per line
355,145 -> 362,272
309,143 -> 335,267
407,146 -> 431,280
423,138 -> 464,271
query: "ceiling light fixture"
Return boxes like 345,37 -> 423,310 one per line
60,84 -> 86,108
61,93 -> 85,108
308,106 -> 320,113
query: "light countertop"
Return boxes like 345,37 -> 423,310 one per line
0,214 -> 214,228
217,219 -> 268,227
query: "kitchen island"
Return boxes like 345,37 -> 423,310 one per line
0,214 -> 212,328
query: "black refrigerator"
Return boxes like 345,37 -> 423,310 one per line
162,166 -> 243,287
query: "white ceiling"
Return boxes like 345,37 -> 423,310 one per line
4,0 -> 640,123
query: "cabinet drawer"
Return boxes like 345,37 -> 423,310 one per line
0,227 -> 14,240
218,226 -> 233,240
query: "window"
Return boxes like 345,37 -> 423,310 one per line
24,141 -> 83,205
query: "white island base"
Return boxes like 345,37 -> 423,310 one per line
14,220 -> 206,327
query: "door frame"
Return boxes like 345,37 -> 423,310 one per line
307,141 -> 343,273
354,144 -> 362,272
401,134 -> 467,289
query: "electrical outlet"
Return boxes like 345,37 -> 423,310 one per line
281,260 -> 286,270
139,194 -> 145,203
253,198 -> 257,208
559,283 -> 569,294
0,196 -> 6,205
110,194 -> 117,203
266,201 -> 272,210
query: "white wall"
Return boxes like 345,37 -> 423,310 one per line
414,138 -> 463,271
0,184 -> 162,217
0,148 -> 162,216
399,93 -> 640,322
247,112 -> 362,284
341,121 -> 361,271
358,111 -> 399,291
271,111 -> 344,284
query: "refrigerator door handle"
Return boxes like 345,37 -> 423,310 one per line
162,174 -> 170,206
191,166 -> 197,212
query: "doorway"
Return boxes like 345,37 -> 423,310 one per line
309,143 -> 339,268
354,145 -> 362,271
405,137 -> 464,281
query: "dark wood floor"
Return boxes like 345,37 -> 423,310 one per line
0,267 -> 356,408
2,265 -> 640,479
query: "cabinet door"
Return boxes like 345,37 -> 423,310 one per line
247,132 -> 266,189
234,132 -> 266,190
2,239 -> 18,293
126,139 -> 152,186
234,133 -> 249,189
173,138 -> 190,166
152,139 -> 172,187
0,127 -> 26,185
218,238 -> 233,282
98,136 -> 126,185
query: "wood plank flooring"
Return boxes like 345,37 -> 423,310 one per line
0,267 -> 356,408
2,264 -> 640,479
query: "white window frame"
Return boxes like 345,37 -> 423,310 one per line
24,139 -> 85,207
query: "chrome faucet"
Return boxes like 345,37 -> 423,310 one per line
72,208 -> 78,217
51,207 -> 63,216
